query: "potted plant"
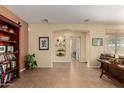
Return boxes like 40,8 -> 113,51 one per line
25,54 -> 37,69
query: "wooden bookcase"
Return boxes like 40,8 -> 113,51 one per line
0,15 -> 21,88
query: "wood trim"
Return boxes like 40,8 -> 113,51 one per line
0,14 -> 21,28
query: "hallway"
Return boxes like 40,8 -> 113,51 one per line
9,62 -> 122,88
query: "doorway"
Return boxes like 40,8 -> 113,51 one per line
70,37 -> 81,62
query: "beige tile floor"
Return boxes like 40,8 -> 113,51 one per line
9,62 -> 123,88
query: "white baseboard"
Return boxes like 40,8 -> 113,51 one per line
37,66 -> 53,68
53,61 -> 71,63
20,68 -> 26,72
87,65 -> 100,68
79,61 -> 87,63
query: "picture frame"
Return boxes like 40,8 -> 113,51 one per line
0,46 -> 6,53
39,37 -> 49,50
92,38 -> 103,46
7,46 -> 14,52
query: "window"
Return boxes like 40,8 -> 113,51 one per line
106,34 -> 124,55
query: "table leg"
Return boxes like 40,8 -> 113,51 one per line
100,69 -> 103,78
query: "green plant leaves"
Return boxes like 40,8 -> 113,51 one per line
25,54 -> 37,69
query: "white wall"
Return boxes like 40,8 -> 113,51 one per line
29,24 -> 52,68
29,24 -> 124,68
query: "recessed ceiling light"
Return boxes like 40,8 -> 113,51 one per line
41,19 -> 48,23
84,19 -> 89,22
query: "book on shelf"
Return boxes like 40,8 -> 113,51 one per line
4,74 -> 8,83
13,71 -> 17,78
0,61 -> 16,73
4,72 -> 14,83
7,73 -> 11,82
0,53 -> 16,62
2,64 -> 5,73
0,66 -> 3,75
0,77 -> 2,86
6,63 -> 11,71
11,61 -> 16,68
0,54 -> 6,62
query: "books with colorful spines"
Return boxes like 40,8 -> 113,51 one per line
6,63 -> 11,71
4,64 -> 7,72
0,78 -> 2,86
13,71 -> 17,78
4,74 -> 8,83
6,54 -> 10,60
0,54 -> 5,62
0,66 -> 3,75
3,54 -> 8,61
2,64 -> 5,73
12,54 -> 16,60
11,72 -> 14,80
8,54 -> 12,60
6,73 -> 11,82
11,61 -> 16,68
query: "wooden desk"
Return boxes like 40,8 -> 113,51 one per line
97,59 -> 124,86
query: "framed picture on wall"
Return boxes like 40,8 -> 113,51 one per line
0,46 -> 6,53
7,46 -> 14,52
92,38 -> 103,46
39,37 -> 49,50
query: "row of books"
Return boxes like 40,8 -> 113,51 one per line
0,77 -> 2,86
0,53 -> 16,62
4,73 -> 12,83
0,61 -> 16,73
0,71 -> 17,84
0,66 -> 3,77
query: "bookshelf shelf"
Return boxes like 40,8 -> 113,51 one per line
0,29 -> 19,36
0,40 -> 19,44
5,67 -> 17,74
0,15 -> 20,88
0,52 -> 19,54
0,61 -> 15,64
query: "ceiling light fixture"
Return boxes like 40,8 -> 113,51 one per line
84,19 -> 89,22
41,19 -> 48,23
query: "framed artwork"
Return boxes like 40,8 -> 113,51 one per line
7,46 -> 14,52
0,46 -> 6,53
39,37 -> 49,50
92,38 -> 103,46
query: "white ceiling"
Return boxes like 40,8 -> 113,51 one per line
5,5 -> 124,24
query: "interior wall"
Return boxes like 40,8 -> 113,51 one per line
0,6 -> 28,71
28,24 -> 104,68
28,24 -> 52,67
52,31 -> 86,62
29,23 -> 124,68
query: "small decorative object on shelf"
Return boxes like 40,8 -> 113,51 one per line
9,29 -> 14,33
1,25 -> 8,31
0,36 -> 10,41
0,14 -> 20,88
